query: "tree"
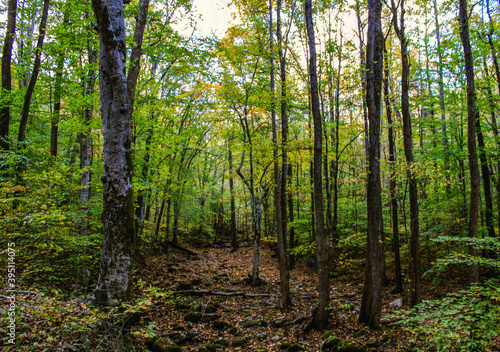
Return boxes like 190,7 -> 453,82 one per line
390,0 -> 420,307
359,0 -> 383,329
92,0 -> 149,304
383,35 -> 402,294
0,0 -> 17,151
270,0 -> 291,309
458,0 -> 480,283
17,0 -> 50,145
305,0 -> 329,330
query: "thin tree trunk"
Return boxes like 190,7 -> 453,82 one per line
229,149 -> 238,249
17,0 -> 50,144
432,0 -> 449,185
305,0 -> 329,330
0,0 -> 17,150
359,0 -> 383,329
392,0 -> 420,307
271,0 -> 290,310
459,0 -> 480,283
383,38 -> 402,293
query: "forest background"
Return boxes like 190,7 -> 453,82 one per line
0,0 -> 500,350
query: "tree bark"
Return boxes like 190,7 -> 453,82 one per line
383,38 -> 402,293
229,149 -> 238,249
459,0 -> 480,283
270,0 -> 290,310
359,0 -> 383,329
305,0 -> 329,330
18,0 -> 50,144
0,0 -> 17,150
391,0 -> 420,307
92,0 -> 149,304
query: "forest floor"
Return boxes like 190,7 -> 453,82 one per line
4,241 -> 499,351
133,243 -> 409,352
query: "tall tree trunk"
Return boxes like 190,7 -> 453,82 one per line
305,0 -> 329,330
79,44 -> 97,225
383,38 -> 402,293
229,149 -> 238,249
92,0 -> 149,305
432,0 -> 449,185
392,0 -> 420,307
288,163 -> 295,268
0,0 -> 17,150
459,0 -> 480,283
486,0 -> 500,236
475,112 -> 495,238
359,0 -> 383,330
271,0 -> 290,309
17,0 -> 50,144
50,9 -> 70,157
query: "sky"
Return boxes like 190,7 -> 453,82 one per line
176,0 -> 236,38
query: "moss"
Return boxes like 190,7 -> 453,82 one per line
286,343 -> 304,352
232,338 -> 247,347
337,342 -> 365,352
215,339 -> 230,347
184,312 -> 202,323
322,336 -> 341,350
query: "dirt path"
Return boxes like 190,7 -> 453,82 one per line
138,245 -> 404,351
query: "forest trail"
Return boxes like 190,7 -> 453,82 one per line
136,244 -> 404,351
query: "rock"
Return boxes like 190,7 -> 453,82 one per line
175,302 -> 190,311
215,339 -> 230,347
204,313 -> 222,321
190,301 -> 202,312
152,337 -> 183,352
212,320 -> 231,330
286,343 -> 305,352
321,336 -> 341,351
206,303 -> 218,313
172,323 -> 185,331
273,318 -> 285,327
190,278 -> 203,286
388,299 -> 403,308
184,312 -> 202,323
177,282 -> 194,291
203,344 -> 219,352
232,338 -> 247,347
243,320 -> 267,328
221,305 -> 233,312
146,336 -> 159,350
337,342 -> 365,352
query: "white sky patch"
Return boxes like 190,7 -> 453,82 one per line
175,0 -> 236,38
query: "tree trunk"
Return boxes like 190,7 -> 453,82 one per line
0,0 -> 17,150
305,0 -> 329,330
92,0 -> 149,305
383,38 -> 402,293
17,0 -> 50,144
459,0 -> 480,283
432,0 -> 449,186
270,0 -> 290,309
392,0 -> 420,307
359,0 -> 383,329
229,149 -> 238,249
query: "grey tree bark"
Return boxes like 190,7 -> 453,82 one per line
92,0 -> 149,304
